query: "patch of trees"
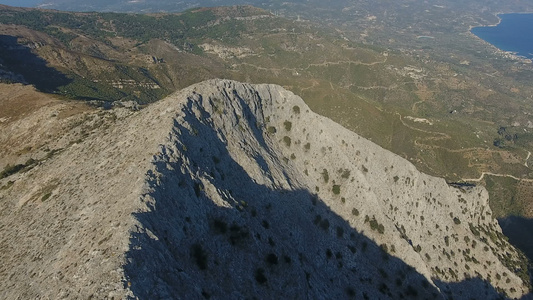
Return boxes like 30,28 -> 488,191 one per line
493,126 -> 518,148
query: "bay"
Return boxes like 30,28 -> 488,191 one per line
471,13 -> 533,59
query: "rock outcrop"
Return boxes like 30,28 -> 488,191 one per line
0,79 -> 529,299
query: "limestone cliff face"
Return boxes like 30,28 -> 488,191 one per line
0,80 -> 529,299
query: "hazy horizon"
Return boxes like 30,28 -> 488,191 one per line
0,0 -> 40,7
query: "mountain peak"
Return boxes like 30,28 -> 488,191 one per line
0,79 -> 529,299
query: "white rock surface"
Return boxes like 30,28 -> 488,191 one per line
0,79 -> 529,299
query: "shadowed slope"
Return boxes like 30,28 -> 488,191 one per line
124,80 -> 527,299
0,34 -> 71,92
125,91 -> 440,299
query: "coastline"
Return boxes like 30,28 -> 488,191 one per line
468,12 -> 533,63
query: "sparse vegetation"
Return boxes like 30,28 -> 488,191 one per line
1,5 -> 532,298
365,215 -> 385,234
0,158 -> 38,179
0,181 -> 14,190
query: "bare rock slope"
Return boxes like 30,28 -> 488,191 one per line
0,79 -> 529,299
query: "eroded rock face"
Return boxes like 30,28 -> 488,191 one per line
0,80 -> 529,299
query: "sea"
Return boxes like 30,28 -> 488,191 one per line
0,0 -> 41,7
471,13 -> 533,59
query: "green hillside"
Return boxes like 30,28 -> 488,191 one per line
0,5 -> 532,219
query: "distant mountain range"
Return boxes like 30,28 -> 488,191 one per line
0,0 -> 41,7
34,0 -> 266,12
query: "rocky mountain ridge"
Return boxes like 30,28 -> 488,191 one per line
0,79 -> 529,299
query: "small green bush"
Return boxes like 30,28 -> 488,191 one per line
326,248 -> 333,259
378,268 -> 388,279
320,218 -> 330,231
41,192 -> 52,201
377,224 -> 385,234
368,217 -> 385,234
262,220 -> 270,229
332,185 -> 341,195
340,169 -> 351,179
255,268 -> 267,284
292,105 -> 300,114
194,182 -> 204,197
0,162 -> 28,179
284,120 -> 292,131
322,169 -> 329,183
283,136 -> 291,147
191,243 -> 208,270
345,287 -> 356,297
405,285 -> 418,297
228,224 -> 250,246
265,253 -> 279,265
336,226 -> 344,238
